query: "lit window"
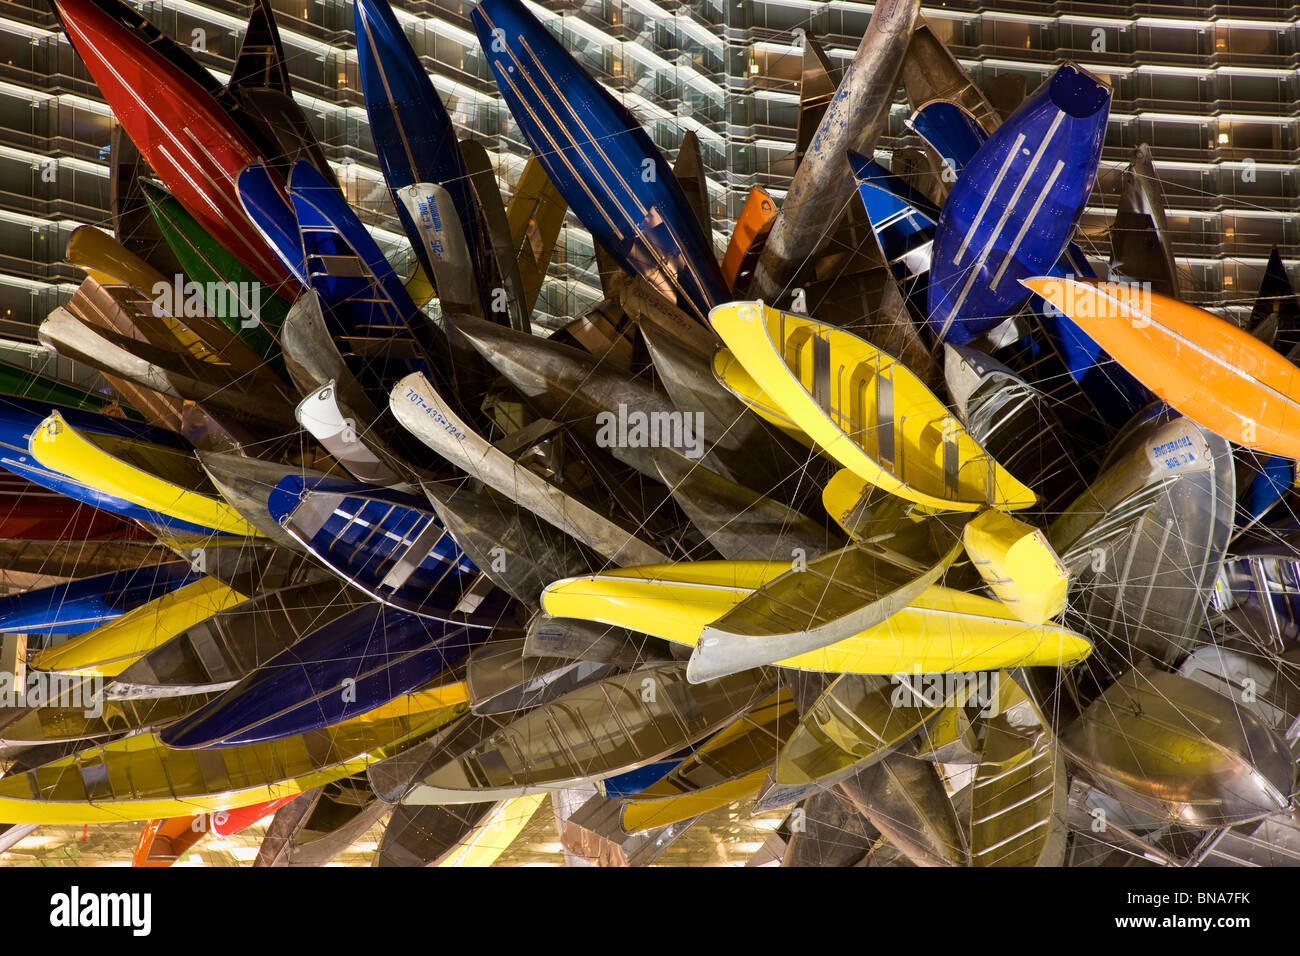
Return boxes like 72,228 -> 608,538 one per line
1217,132 -> 1230,145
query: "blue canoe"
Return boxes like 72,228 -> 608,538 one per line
159,602 -> 483,748
266,474 -> 509,627
849,151 -> 939,292
354,0 -> 493,307
0,560 -> 198,635
0,395 -> 236,537
471,0 -> 728,323
927,63 -> 1110,344
287,159 -> 452,399
238,163 -> 308,284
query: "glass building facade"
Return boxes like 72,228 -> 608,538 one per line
0,0 -> 1296,336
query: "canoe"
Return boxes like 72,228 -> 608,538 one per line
103,578 -> 368,703
780,787 -> 880,867
749,0 -> 919,299
767,673 -> 951,802
522,615 -> 672,668
408,664 -> 773,803
132,795 -> 294,866
29,411 -> 260,538
237,163 -> 307,283
287,161 -> 451,405
1217,541 -> 1300,647
195,451 -> 313,551
3,581 -> 363,746
30,577 -> 247,678
471,0 -> 728,323
620,690 -> 795,833
1049,407 -> 1234,668
465,637 -> 617,716
651,449 -> 829,562
1024,276 -> 1300,461
505,156 -> 567,320
0,474 -> 149,543
1109,143 -> 1179,296
0,689 -> 466,824
141,180 -> 285,361
422,482 -> 591,606
1061,668 -> 1293,827
928,63 -> 1109,343
688,514 -> 966,682
962,509 -> 1067,625
0,561 -> 195,635
381,793 -> 544,867
254,775 -> 391,867
50,0 -> 292,289
900,23 -> 999,131
541,565 -> 1092,673
294,383 -> 408,488
266,474 -> 507,627
159,606 -> 475,748
905,99 -> 987,176
790,34 -> 839,170
355,0 -> 493,313
0,339 -> 120,412
848,152 -> 939,292
709,301 -> 1036,510
460,138 -> 530,332
969,672 -> 1066,867
389,372 -> 667,567
721,186 -> 777,293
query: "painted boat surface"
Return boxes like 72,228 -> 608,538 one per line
962,509 -> 1068,625
238,163 -> 307,283
541,565 -> 1092,672
849,151 -> 939,289
1109,143 -> 1179,296
389,372 -> 668,567
505,155 -> 567,319
620,690 -> 795,833
0,561 -> 195,635
255,775 -> 392,867
721,186 -> 777,293
900,22 -> 999,132
928,64 -> 1109,343
1049,407 -> 1234,668
29,412 -> 259,538
378,793 -> 544,867
132,795 -> 294,866
1060,668 -> 1293,827
905,99 -> 987,174
688,514 -> 967,683
103,578 -> 366,703
410,663 -> 773,803
750,0 -> 919,299
266,474 -> 507,627
471,0 -> 728,323
50,0 -> 293,290
1025,276 -> 1300,461
0,475 -> 150,543
460,138 -> 530,331
355,0 -> 493,307
0,339 -> 120,413
294,383 -> 408,488
779,786 -> 879,866
288,160 -> 452,403
0,690 -> 465,824
141,180 -> 285,361
710,301 -> 1036,511
29,577 -> 247,678
159,605 -> 475,748
522,615 -> 673,668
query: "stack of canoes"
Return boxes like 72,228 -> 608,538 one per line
0,0 -> 1294,869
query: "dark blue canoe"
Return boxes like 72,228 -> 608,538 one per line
159,602 -> 483,748
471,0 -> 728,323
0,395 -> 232,537
927,63 -> 1110,345
0,560 -> 197,635
354,0 -> 493,309
238,163 -> 307,284
266,474 -> 509,627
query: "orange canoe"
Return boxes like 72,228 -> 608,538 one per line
131,796 -> 296,867
721,186 -> 778,292
1023,276 -> 1300,460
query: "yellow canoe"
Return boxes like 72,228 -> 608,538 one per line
712,347 -> 816,447
962,510 -> 1067,625
437,793 -> 547,867
710,301 -> 1035,511
66,225 -> 219,365
620,690 -> 794,833
0,690 -> 466,825
506,155 -> 568,319
30,577 -> 246,677
29,412 -> 262,538
542,566 -> 1092,673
